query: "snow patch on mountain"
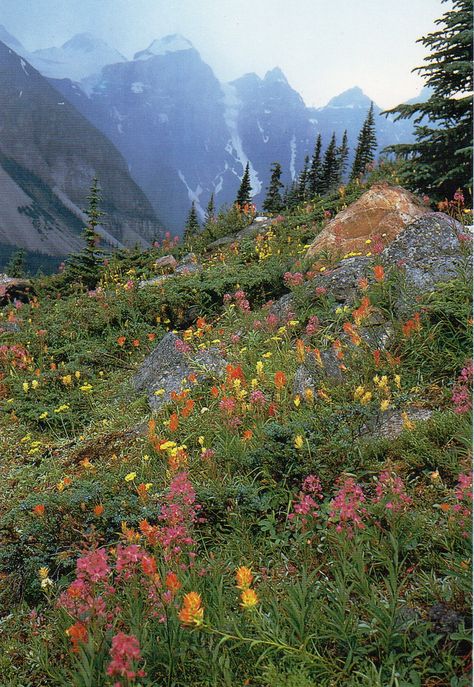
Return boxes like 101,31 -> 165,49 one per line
221,83 -> 262,195
178,171 -> 205,219
289,134 -> 297,180
131,82 -> 145,93
134,35 -> 194,60
257,120 -> 269,144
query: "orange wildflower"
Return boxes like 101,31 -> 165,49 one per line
93,504 -> 104,517
402,312 -> 422,338
236,566 -> 253,590
296,339 -> 306,363
358,277 -> 369,291
165,571 -> 182,595
274,371 -> 287,389
210,386 -> 220,398
117,336 -> 126,347
66,622 -> 88,653
141,555 -> 158,577
240,588 -> 259,609
373,265 -> 385,282
132,339 -> 140,347
342,322 -> 362,346
33,504 -> 45,517
147,332 -> 156,341
169,413 -> 179,432
178,592 -> 204,626
242,429 -> 253,441
352,297 -> 371,325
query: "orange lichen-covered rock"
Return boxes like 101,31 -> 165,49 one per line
306,183 -> 429,259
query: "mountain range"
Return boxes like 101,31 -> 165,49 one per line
0,26 -> 422,261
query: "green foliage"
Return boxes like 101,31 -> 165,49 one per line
384,0 -> 473,199
184,201 -> 201,242
351,102 -> 378,180
236,162 -> 252,207
263,162 -> 284,213
5,249 -> 27,278
64,178 -> 107,289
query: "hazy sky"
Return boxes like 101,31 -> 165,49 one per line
2,0 -> 449,108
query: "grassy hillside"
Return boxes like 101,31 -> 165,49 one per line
0,173 -> 472,686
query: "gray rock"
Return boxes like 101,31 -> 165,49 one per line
311,256 -> 370,303
175,253 -> 203,275
428,603 -> 465,635
206,218 -> 274,252
376,408 -> 433,439
0,321 -> 21,333
138,275 -> 171,288
269,293 -> 295,320
383,212 -> 472,295
133,332 -> 226,410
293,349 -> 344,397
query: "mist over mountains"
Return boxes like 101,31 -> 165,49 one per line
0,25 -> 421,254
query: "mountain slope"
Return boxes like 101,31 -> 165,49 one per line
0,41 -> 162,259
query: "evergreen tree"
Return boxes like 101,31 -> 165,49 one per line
297,155 -> 310,202
384,0 -> 472,198
263,162 -> 284,213
308,134 -> 323,197
66,177 -> 106,288
236,162 -> 252,206
183,202 -> 200,241
336,130 -> 349,183
5,249 -> 26,278
283,182 -> 299,210
203,193 -> 216,238
321,133 -> 339,193
351,103 -> 377,180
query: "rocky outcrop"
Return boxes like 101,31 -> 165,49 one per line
306,184 -> 429,259
381,212 -> 471,293
0,275 -> 34,306
133,332 -> 226,410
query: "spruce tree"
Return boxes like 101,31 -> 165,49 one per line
5,249 -> 26,278
384,0 -> 472,198
183,202 -> 200,241
321,133 -> 339,193
308,134 -> 322,197
351,103 -> 377,180
203,193 -> 216,238
66,177 -> 106,288
297,156 -> 310,202
263,162 -> 284,213
336,130 -> 349,183
236,162 -> 252,207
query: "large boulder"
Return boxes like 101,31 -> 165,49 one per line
382,212 -> 471,293
133,332 -> 227,410
0,275 -> 34,306
306,184 -> 429,259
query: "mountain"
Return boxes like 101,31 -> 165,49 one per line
2,26 -> 418,234
28,33 -> 127,82
0,41 -> 162,264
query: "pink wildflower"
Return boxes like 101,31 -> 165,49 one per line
305,315 -> 319,336
451,361 -> 473,414
107,632 -> 144,682
373,470 -> 412,513
76,548 -> 110,583
329,478 -> 367,537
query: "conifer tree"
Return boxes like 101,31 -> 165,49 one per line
66,177 -> 106,288
203,193 -> 216,238
263,162 -> 284,213
351,103 -> 377,180
321,133 -> 339,193
5,249 -> 26,278
336,130 -> 349,182
384,0 -> 472,198
297,156 -> 310,202
183,202 -> 200,241
308,134 -> 322,197
236,162 -> 252,207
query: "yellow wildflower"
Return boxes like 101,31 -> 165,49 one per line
124,472 -> 137,482
294,435 -> 304,449
240,588 -> 259,609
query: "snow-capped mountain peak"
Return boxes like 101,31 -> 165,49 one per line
133,34 -> 194,60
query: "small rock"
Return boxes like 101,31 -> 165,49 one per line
133,332 -> 226,410
311,256 -> 370,303
428,603 -> 465,635
138,275 -> 171,288
293,349 -> 344,397
154,255 -> 177,271
175,253 -> 202,275
0,275 -> 34,306
376,408 -> 433,439
269,293 -> 295,319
